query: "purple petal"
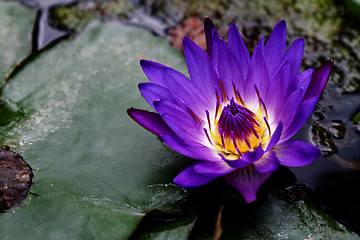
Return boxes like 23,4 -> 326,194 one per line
161,67 -> 212,120
194,161 -> 235,177
296,68 -> 315,95
212,29 -> 244,100
303,59 -> 334,101
161,133 -> 221,162
154,99 -> 203,142
174,162 -> 216,187
265,61 -> 290,113
140,59 -> 168,86
141,60 -> 212,117
225,165 -> 271,203
220,155 -> 252,168
254,151 -> 280,173
204,16 -> 216,58
269,87 -> 304,130
228,22 -> 250,79
244,40 -> 269,105
225,146 -> 264,168
280,38 -> 304,96
266,122 -> 283,151
183,37 -> 219,101
242,146 -> 265,162
138,82 -> 175,109
275,140 -> 320,167
127,108 -> 174,136
280,96 -> 319,141
265,20 -> 287,77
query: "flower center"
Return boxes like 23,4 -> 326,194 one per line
213,98 -> 263,157
199,85 -> 271,160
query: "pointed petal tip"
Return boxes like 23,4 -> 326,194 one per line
139,59 -> 155,69
139,58 -> 148,65
322,59 -> 334,70
303,59 -> 334,101
126,107 -> 137,118
229,21 -> 237,30
137,81 -> 146,89
314,58 -> 334,83
204,16 -> 216,58
297,37 -> 305,45
277,20 -> 286,27
139,59 -> 162,68
316,59 -> 333,80
127,108 -> 174,137
204,16 -> 215,26
182,36 -> 191,43
266,121 -> 283,151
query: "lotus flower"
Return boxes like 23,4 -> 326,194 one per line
128,17 -> 333,203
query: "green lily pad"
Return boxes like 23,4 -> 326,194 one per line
0,20 -> 193,239
0,1 -> 35,82
129,210 -> 197,239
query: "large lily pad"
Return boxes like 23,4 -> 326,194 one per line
0,19 -> 193,239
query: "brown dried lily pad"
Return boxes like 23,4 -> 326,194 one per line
0,146 -> 33,211
167,16 -> 207,51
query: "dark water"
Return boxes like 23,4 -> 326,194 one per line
291,89 -> 360,234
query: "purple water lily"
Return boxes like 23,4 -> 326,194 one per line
128,17 -> 333,203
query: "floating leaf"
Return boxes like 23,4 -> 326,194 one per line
0,20 -> 193,239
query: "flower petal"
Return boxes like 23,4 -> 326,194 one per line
174,162 -> 216,187
212,29 -> 244,100
204,16 -> 216,58
161,133 -> 221,162
265,20 -> 287,77
194,161 -> 235,177
280,38 -> 304,96
141,60 -> 212,117
296,68 -> 315,94
225,146 -> 264,168
269,87 -> 304,130
138,82 -> 175,109
228,22 -> 250,79
183,37 -> 219,101
265,61 -> 290,113
275,140 -> 320,167
281,96 -> 319,141
154,99 -> 203,142
303,59 -> 333,101
244,40 -> 269,107
161,67 -> 212,119
127,108 -> 174,136
254,151 -> 279,173
140,59 -> 168,86
266,122 -> 283,151
225,165 -> 271,203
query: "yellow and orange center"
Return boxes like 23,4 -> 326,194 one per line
201,85 -> 271,160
